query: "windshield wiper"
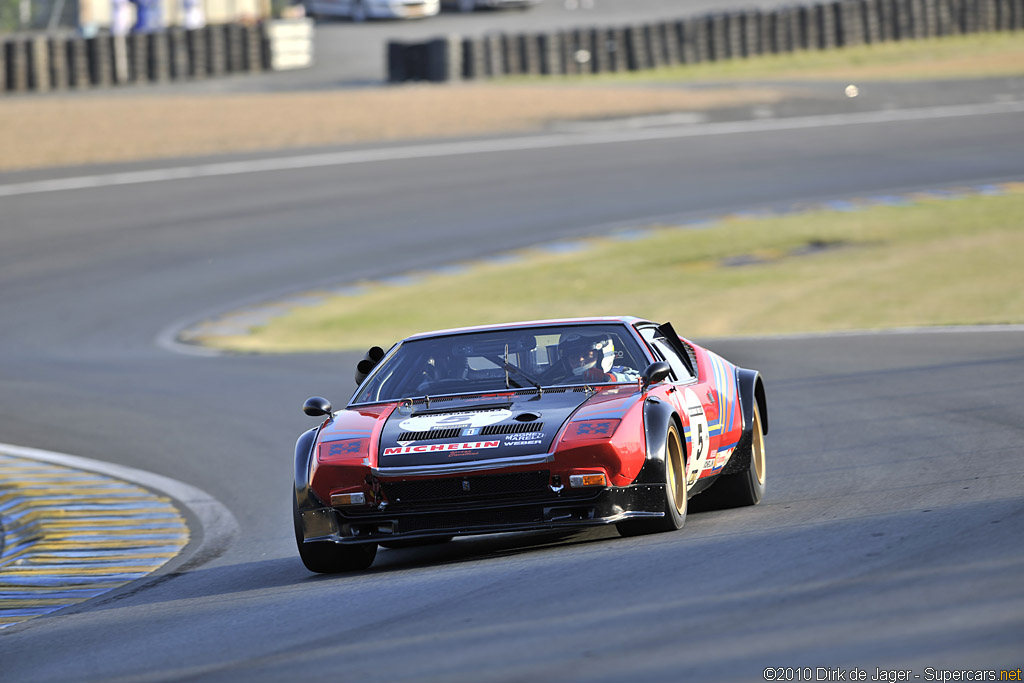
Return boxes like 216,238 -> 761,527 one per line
488,354 -> 544,396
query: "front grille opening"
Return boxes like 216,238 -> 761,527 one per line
381,470 -> 550,504
398,506 -> 545,533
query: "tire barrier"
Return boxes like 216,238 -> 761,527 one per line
1,18 -> 313,95
388,0 -> 1024,82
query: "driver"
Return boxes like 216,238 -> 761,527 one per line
557,334 -> 639,383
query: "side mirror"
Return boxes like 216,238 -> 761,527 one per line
355,346 -> 385,386
303,396 -> 333,417
640,361 -> 671,393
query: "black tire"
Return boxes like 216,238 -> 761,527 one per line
293,497 -> 377,573
692,399 -> 766,511
618,422 -> 687,536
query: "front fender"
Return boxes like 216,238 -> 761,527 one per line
294,426 -> 325,510
633,394 -> 679,485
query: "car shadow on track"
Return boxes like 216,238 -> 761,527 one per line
75,526 -> 622,613
370,526 -> 619,571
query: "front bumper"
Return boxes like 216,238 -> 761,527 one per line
298,484 -> 665,545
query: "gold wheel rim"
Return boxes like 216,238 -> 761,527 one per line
752,407 -> 766,486
667,428 -> 685,515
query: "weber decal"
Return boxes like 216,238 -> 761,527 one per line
506,440 -> 544,446
504,431 -> 546,447
383,441 -> 501,456
398,409 -> 512,433
504,432 -> 545,442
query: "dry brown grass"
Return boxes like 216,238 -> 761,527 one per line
0,84 -> 788,171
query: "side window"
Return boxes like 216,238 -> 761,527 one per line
639,327 -> 694,383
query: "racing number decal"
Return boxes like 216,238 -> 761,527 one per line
683,388 -> 710,488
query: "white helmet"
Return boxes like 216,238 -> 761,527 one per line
560,334 -> 615,376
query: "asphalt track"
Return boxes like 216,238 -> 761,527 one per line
1,87 -> 1023,678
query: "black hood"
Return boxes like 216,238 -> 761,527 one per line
377,389 -> 593,469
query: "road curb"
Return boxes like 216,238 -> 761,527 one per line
0,443 -> 238,631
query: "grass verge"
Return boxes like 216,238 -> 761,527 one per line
198,186 -> 1024,353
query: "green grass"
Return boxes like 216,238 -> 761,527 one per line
547,33 -> 1024,83
197,186 -> 1024,353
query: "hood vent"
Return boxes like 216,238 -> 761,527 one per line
481,422 -> 545,436
397,423 -> 545,442
396,428 -> 463,442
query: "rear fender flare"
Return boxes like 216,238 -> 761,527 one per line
735,368 -> 768,436
722,368 -> 766,475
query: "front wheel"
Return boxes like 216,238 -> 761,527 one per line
293,497 -> 377,573
618,422 -> 686,536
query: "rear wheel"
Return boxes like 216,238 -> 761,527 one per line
293,497 -> 377,573
618,422 -> 686,536
693,400 -> 766,511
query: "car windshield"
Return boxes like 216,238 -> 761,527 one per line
352,324 -> 648,404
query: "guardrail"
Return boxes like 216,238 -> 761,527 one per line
387,0 -> 1024,82
0,18 -> 313,95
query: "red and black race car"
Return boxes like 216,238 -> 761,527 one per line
293,316 -> 767,572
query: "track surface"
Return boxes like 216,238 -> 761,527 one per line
1,84 -> 1023,678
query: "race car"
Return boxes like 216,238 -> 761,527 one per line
441,0 -> 541,12
293,316 -> 767,572
303,0 -> 439,21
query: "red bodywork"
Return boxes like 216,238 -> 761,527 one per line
306,319 -> 745,514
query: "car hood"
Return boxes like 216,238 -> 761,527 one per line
375,389 -> 594,469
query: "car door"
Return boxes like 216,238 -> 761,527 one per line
637,324 -> 718,488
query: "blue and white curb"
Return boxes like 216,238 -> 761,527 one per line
0,443 -> 237,631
